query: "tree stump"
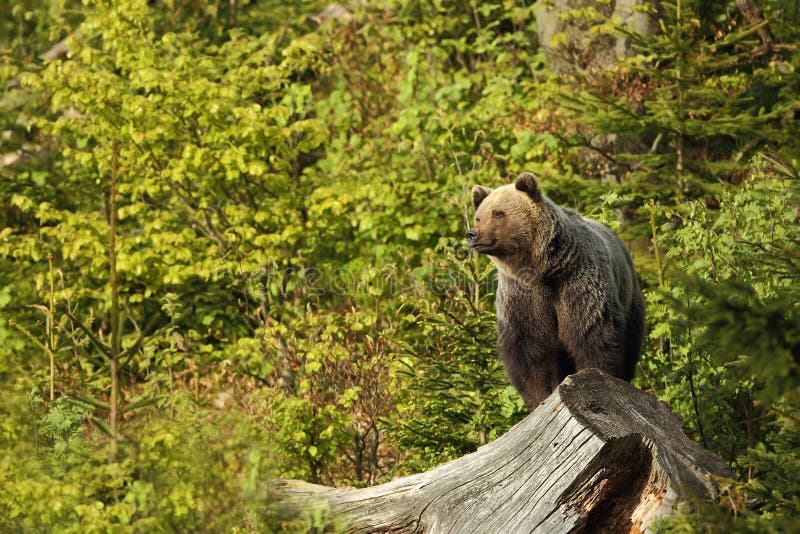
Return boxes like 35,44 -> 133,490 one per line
272,369 -> 730,533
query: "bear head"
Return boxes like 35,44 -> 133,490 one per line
465,172 -> 547,259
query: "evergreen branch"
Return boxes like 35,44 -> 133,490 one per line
91,417 -> 116,439
8,319 -> 47,352
62,309 -> 112,360
68,393 -> 111,412
121,395 -> 162,413
119,311 -> 162,364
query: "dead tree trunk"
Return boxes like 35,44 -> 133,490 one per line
272,370 -> 730,533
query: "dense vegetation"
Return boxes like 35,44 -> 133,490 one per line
1,0 -> 798,531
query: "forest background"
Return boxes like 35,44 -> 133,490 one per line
1,0 -> 798,531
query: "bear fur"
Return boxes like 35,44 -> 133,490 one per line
466,172 -> 645,411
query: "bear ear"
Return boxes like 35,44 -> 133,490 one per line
472,185 -> 492,209
515,172 -> 542,202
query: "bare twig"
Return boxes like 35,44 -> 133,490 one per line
41,38 -> 70,61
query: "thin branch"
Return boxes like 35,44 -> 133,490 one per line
63,309 -> 111,359
41,38 -> 70,61
120,312 -> 162,363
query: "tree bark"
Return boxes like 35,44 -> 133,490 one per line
272,369 -> 730,533
735,0 -> 775,47
534,0 -> 656,76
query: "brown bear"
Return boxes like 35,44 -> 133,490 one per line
466,172 -> 645,410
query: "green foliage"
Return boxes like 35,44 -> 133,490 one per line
39,397 -> 90,467
557,0 -> 800,202
0,393 -> 335,532
256,306 -> 401,485
393,240 -> 526,471
644,157 -> 800,530
1,0 -> 799,530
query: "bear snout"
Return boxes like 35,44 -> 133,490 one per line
465,228 -> 479,242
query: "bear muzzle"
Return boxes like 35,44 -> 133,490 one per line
465,228 -> 496,252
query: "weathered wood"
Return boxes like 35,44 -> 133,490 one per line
272,370 -> 730,533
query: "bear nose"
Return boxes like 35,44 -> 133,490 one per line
465,229 -> 478,241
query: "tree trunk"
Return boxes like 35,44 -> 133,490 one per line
272,370 -> 730,533
534,0 -> 656,76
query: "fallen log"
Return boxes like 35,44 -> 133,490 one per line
272,369 -> 731,533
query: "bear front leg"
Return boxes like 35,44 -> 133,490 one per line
497,320 -> 561,411
555,280 -> 629,380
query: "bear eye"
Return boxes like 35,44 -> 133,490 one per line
492,210 -> 505,219
475,217 -> 481,223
